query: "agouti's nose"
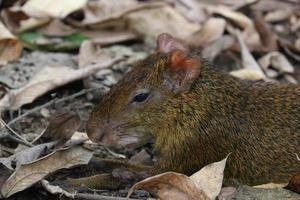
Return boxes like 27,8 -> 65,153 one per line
86,119 -> 112,143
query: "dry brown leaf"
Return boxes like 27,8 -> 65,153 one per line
231,30 -> 265,80
187,17 -> 226,47
258,52 -> 295,74
40,112 -> 81,146
0,142 -> 56,170
0,146 -> 93,198
128,156 -> 229,200
253,12 -> 278,52
22,0 -> 88,19
0,56 -> 119,111
0,22 -> 23,65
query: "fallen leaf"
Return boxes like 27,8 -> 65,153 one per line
40,112 -> 81,146
258,51 -> 295,74
253,11 -> 278,52
232,30 -> 265,80
126,5 -> 200,40
0,142 -> 56,170
0,55 -> 120,111
201,35 -> 235,61
190,156 -> 229,199
0,22 -> 23,65
41,179 -> 74,198
285,173 -> 300,193
218,187 -> 237,200
128,156 -> 229,200
187,17 -> 226,47
0,146 -> 93,198
22,0 -> 88,19
38,19 -> 77,37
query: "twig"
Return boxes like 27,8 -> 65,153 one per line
0,118 -> 33,147
7,88 -> 99,126
74,193 -> 138,200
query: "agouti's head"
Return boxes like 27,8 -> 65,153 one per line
86,33 -> 202,150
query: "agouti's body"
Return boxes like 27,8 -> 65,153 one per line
87,33 -> 300,185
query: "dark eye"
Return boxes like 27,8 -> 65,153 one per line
133,92 -> 149,103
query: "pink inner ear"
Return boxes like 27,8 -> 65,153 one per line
156,33 -> 188,53
169,50 -> 201,81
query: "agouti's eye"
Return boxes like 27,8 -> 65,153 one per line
133,92 -> 149,103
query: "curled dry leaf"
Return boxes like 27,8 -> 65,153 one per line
22,0 -> 88,19
258,51 -> 295,74
40,112 -> 81,146
128,156 -> 229,200
0,22 -> 23,66
0,146 -> 93,198
187,17 -> 226,47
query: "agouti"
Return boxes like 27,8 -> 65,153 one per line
86,33 -> 300,186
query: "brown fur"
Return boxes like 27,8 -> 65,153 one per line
87,51 -> 300,185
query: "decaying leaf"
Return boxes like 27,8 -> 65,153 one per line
22,0 -> 88,19
0,22 -> 23,65
128,156 -> 229,200
0,146 -> 93,198
0,142 -> 56,170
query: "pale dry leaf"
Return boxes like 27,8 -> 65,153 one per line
126,5 -> 200,40
127,172 -> 210,200
230,69 -> 267,80
201,35 -> 235,60
0,22 -> 23,65
0,146 -> 93,198
190,155 -> 229,200
0,142 -> 56,170
22,0 -> 88,18
235,29 -> 265,79
206,5 -> 253,30
41,179 -> 74,198
187,17 -> 226,47
0,57 -> 119,111
80,0 -> 138,25
128,156 -> 229,200
264,9 -> 292,23
258,52 -> 294,74
253,183 -> 287,189
38,19 -> 77,37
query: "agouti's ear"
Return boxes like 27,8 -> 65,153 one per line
164,50 -> 201,93
156,33 -> 188,53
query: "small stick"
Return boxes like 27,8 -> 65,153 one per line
7,87 -> 100,126
74,193 -> 138,200
0,118 -> 33,147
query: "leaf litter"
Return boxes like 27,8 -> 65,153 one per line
0,0 -> 299,199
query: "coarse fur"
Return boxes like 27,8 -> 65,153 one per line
87,47 -> 300,186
